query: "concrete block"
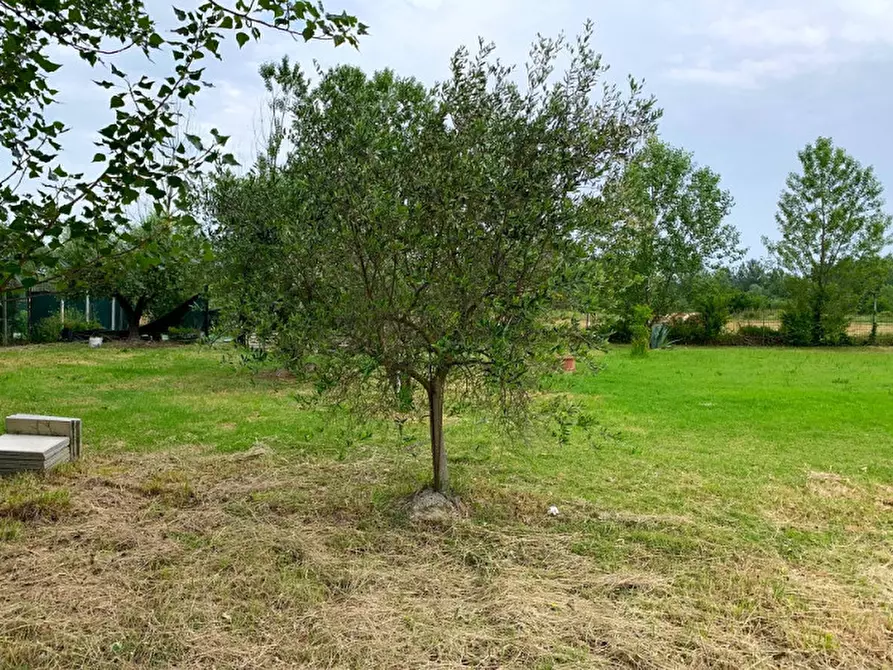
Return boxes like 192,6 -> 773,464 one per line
5,415 -> 82,461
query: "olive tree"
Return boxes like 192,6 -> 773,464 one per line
0,0 -> 365,292
210,26 -> 659,493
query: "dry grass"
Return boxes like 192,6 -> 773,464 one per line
2,447 -> 891,669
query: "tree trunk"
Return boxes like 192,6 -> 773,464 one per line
427,373 -> 449,494
117,295 -> 145,341
127,317 -> 142,341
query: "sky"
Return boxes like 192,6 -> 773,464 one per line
51,0 -> 893,259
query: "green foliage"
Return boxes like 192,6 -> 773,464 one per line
168,326 -> 201,342
209,27 -> 659,491
60,216 -> 208,336
697,291 -> 730,342
0,0 -> 366,291
765,137 -> 892,345
32,308 -> 101,343
735,325 -> 785,345
597,137 -> 741,321
629,305 -> 652,357
667,317 -> 707,345
781,276 -> 852,346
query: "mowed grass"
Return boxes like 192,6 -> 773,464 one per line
0,343 -> 892,668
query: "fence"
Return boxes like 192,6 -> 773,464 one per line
729,309 -> 893,343
1,290 -> 133,344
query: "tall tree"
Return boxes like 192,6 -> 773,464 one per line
597,137 -> 740,325
0,0 -> 365,292
61,216 -> 209,339
764,137 -> 892,344
209,28 -> 659,493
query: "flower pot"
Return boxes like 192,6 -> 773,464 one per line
562,355 -> 576,373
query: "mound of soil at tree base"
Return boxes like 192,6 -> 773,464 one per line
408,488 -> 463,522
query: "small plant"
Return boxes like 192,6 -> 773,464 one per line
32,308 -> 102,343
630,305 -> 652,358
540,395 -> 596,448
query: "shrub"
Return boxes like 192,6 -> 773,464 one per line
629,305 -> 652,357
698,292 -> 730,342
780,308 -> 815,347
668,317 -> 707,344
168,326 -> 201,342
32,308 -> 102,344
736,325 -> 785,346
781,307 -> 850,346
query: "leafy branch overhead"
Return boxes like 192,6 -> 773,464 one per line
0,0 -> 367,291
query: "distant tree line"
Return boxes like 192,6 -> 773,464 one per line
596,136 -> 892,347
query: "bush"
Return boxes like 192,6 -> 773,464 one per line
698,292 -> 730,342
781,307 -> 850,346
735,325 -> 785,346
668,317 -> 707,344
780,309 -> 815,347
629,305 -> 652,357
32,309 -> 102,344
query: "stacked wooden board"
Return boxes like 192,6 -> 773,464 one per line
0,415 -> 82,475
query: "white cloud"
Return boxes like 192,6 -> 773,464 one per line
665,0 -> 893,88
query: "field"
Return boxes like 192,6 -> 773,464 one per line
1,344 -> 892,669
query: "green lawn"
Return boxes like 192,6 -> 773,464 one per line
1,344 -> 891,668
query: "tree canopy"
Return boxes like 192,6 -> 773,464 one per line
0,0 -> 365,292
61,216 -> 209,339
765,137 -> 892,344
208,27 -> 660,492
596,137 -> 740,324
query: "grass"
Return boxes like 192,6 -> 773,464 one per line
0,343 -> 892,668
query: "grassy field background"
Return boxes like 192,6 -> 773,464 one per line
1,344 -> 891,668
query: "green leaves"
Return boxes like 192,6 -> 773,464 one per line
0,1 -> 365,291
599,137 -> 740,321
210,27 -> 655,483
765,137 -> 892,345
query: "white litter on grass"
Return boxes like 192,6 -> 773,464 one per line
88,337 -> 103,348
548,505 -> 560,517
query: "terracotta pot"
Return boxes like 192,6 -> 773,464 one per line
561,355 -> 576,373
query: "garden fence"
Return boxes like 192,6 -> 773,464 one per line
1,290 -> 133,345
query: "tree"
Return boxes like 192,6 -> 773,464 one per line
62,216 -> 209,339
597,137 -> 740,326
850,255 -> 893,343
0,0 -> 366,292
209,28 -> 659,493
764,137 -> 892,344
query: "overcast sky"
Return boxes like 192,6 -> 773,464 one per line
55,0 -> 893,258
